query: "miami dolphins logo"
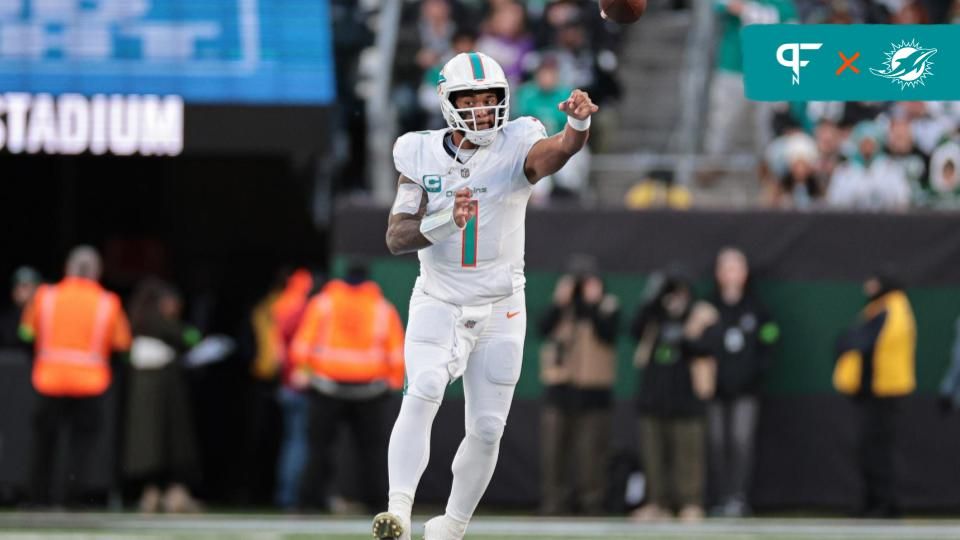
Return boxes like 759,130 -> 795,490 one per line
870,39 -> 937,89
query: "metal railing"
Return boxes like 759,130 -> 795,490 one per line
367,0 -> 403,206
674,0 -> 719,184
591,152 -> 758,174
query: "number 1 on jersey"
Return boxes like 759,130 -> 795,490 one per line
461,200 -> 479,267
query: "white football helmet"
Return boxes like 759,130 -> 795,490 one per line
438,52 -> 510,146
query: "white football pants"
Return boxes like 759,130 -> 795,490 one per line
387,287 -> 526,525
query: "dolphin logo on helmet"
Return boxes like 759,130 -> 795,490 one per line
438,52 -> 510,146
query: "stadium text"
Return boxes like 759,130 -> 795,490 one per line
0,93 -> 184,156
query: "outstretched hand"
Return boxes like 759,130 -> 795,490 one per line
453,187 -> 475,228
558,89 -> 599,120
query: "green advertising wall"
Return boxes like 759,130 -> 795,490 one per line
330,207 -> 960,510
334,256 -> 960,400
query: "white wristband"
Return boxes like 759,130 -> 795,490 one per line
420,206 -> 464,244
567,115 -> 591,131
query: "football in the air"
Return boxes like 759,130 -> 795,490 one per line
600,0 -> 647,24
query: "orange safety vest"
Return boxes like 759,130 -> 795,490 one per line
23,278 -> 132,397
291,280 -> 404,389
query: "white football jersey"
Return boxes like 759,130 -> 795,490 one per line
393,116 -> 548,306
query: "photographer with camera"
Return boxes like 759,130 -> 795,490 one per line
538,254 -> 620,516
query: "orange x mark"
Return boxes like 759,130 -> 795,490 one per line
836,51 -> 860,75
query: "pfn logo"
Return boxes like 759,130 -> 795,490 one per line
777,43 -> 823,85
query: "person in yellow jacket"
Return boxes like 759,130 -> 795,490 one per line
19,246 -> 132,506
290,263 -> 404,512
833,272 -> 915,518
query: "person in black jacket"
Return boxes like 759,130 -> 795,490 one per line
630,266 -> 718,523
124,278 -> 202,513
706,247 -> 779,517
939,316 -> 960,413
833,271 -> 916,518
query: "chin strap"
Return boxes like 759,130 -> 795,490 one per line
446,132 -> 476,175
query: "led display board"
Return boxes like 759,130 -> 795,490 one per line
0,0 -> 336,105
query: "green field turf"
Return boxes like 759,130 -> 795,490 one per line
1,514 -> 959,540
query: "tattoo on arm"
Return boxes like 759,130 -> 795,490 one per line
386,177 -> 431,255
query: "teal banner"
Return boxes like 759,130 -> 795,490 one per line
742,25 -> 960,101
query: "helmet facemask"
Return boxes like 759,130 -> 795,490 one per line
440,88 -> 509,147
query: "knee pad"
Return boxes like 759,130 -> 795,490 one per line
471,415 -> 505,445
408,369 -> 448,403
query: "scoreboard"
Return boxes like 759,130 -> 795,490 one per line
0,0 -> 337,155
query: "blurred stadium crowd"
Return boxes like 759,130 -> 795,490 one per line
335,0 -> 624,202
334,0 -> 960,208
741,1 -> 960,211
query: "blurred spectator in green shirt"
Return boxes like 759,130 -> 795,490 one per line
514,55 -> 572,135
515,55 -> 590,205
419,30 -> 479,130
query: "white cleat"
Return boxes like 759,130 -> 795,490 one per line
372,511 -> 411,540
422,515 -> 467,540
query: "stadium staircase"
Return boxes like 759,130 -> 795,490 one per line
593,2 -> 762,208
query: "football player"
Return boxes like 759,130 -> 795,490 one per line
374,51 -> 597,540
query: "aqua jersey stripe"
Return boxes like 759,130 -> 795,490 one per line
468,52 -> 485,80
461,201 -> 478,267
